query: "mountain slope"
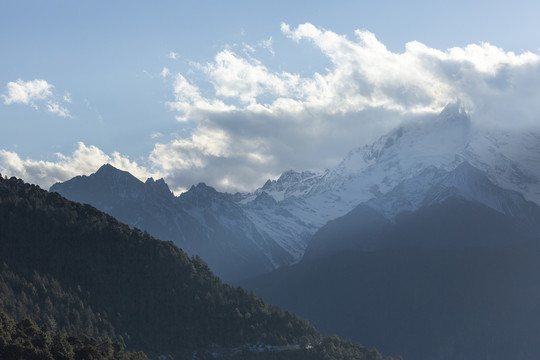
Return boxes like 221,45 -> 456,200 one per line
241,244 -> 540,360
51,165 -> 292,282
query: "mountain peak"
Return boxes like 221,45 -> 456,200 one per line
179,182 -> 221,207
95,163 -> 119,175
439,102 -> 471,129
97,163 -> 115,171
421,161 -> 532,218
251,191 -> 278,207
94,163 -> 137,181
144,177 -> 172,196
193,182 -> 216,192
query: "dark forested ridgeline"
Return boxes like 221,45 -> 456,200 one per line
0,175 -> 398,360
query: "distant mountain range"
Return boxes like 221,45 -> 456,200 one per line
51,104 -> 540,280
51,164 -> 292,282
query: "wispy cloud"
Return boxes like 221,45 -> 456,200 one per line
63,92 -> 72,103
2,78 -> 73,118
161,67 -> 171,78
46,102 -> 72,118
169,51 -> 179,60
259,36 -> 275,56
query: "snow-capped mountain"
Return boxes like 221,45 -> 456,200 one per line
51,165 -> 292,282
240,104 -> 540,260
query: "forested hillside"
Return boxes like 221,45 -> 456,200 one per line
0,175 -> 397,360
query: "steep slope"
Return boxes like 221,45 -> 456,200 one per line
241,244 -> 540,360
51,165 -> 292,282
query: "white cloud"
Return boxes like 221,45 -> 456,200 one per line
0,142 -> 158,190
46,101 -> 72,118
165,73 -> 235,122
166,22 -> 540,122
161,67 -> 171,78
169,51 -> 179,60
259,36 -> 275,56
242,43 -> 255,53
2,79 -> 52,107
200,49 -> 301,104
63,92 -> 72,103
2,78 -> 74,118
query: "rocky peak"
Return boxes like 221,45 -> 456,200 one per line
179,182 -> 222,208
145,177 -> 173,198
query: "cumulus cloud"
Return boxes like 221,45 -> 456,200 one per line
164,22 -> 540,119
2,79 -> 52,107
0,142 -> 158,190
2,78 -> 73,117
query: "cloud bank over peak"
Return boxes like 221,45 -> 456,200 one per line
166,23 -> 540,120
150,22 -> 540,192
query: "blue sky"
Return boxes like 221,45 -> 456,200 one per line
2,1 -> 540,193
